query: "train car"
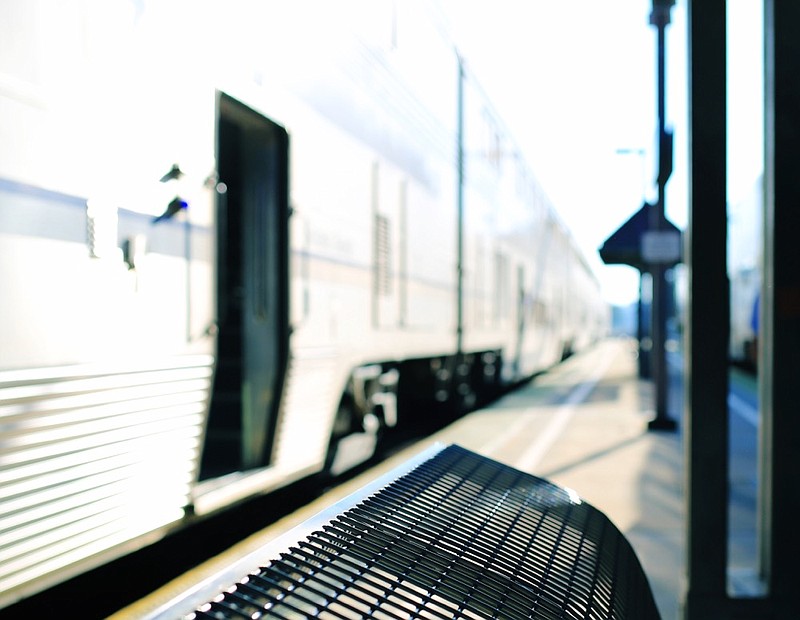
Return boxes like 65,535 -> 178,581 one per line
0,0 -> 608,608
728,176 -> 762,369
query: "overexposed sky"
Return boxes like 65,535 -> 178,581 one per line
437,0 -> 764,306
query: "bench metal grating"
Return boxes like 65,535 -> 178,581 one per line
187,444 -> 659,619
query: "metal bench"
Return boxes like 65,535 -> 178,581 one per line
151,444 -> 659,619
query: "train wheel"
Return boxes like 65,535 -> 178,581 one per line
324,395 -> 381,478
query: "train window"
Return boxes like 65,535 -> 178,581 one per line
374,213 -> 392,297
481,108 -> 503,171
398,179 -> 408,327
251,184 -> 270,320
516,160 -> 532,202
493,250 -> 509,323
475,239 -> 485,327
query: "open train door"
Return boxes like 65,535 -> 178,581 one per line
200,93 -> 289,479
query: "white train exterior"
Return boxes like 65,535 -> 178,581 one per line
0,0 -> 608,607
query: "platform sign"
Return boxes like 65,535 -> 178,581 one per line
600,203 -> 682,270
641,230 -> 681,264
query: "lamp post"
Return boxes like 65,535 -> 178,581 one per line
615,148 -> 651,378
647,0 -> 677,431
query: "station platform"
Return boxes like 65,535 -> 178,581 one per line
424,337 -> 685,619
110,338 -> 686,619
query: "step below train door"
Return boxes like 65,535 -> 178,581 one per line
200,93 -> 289,479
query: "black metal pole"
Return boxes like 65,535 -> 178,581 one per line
684,0 -> 730,616
760,1 -> 800,613
456,54 -> 465,355
638,276 -> 650,378
648,2 -> 677,431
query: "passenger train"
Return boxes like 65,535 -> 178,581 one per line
0,0 -> 608,607
728,175 -> 762,369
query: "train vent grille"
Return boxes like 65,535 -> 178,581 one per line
374,213 -> 391,297
187,444 -> 659,619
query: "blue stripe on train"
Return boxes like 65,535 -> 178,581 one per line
0,176 -> 212,259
